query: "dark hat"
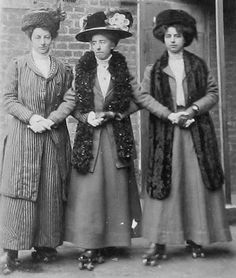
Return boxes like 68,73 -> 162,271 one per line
153,9 -> 197,45
21,8 -> 66,38
76,9 -> 133,42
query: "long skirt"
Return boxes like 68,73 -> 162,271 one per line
0,135 -> 64,250
65,128 -> 141,249
142,126 -> 232,245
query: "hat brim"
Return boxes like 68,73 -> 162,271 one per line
75,27 -> 132,42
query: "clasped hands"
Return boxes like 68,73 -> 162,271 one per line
168,111 -> 195,128
28,114 -> 54,133
87,111 -> 124,127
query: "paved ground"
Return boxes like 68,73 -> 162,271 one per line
1,224 -> 235,278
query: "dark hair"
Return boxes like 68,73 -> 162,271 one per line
89,30 -> 120,46
153,23 -> 197,47
24,25 -> 58,39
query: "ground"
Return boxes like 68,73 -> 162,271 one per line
1,224 -> 235,278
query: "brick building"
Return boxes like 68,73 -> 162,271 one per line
0,0 -> 235,197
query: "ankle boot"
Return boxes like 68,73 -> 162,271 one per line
0,249 -> 19,275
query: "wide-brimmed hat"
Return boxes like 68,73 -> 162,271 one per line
21,8 -> 66,38
76,9 -> 133,42
153,9 -> 197,46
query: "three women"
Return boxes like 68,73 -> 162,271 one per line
0,5 -> 232,275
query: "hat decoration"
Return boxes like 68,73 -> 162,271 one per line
76,9 -> 133,42
105,10 -> 131,31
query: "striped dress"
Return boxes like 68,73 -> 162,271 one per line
0,53 -> 75,250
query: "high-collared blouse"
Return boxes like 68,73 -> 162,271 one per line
96,55 -> 112,98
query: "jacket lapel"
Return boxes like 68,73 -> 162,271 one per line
94,76 -> 114,105
94,76 -> 103,98
26,53 -> 59,80
105,79 -> 113,98
47,56 -> 59,81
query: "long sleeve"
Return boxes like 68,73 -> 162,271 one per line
192,71 -> 219,114
132,65 -> 172,119
47,67 -> 76,124
71,109 -> 89,123
3,59 -> 34,123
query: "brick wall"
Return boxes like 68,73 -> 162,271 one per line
0,0 -> 140,179
224,3 -> 236,192
208,1 -> 236,192
1,0 -> 235,192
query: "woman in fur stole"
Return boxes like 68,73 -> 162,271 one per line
132,9 -> 232,266
65,10 -> 141,270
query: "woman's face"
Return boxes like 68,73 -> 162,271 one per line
164,26 -> 185,54
31,27 -> 52,55
91,34 -> 115,60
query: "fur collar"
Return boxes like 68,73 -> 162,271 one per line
72,50 -> 135,173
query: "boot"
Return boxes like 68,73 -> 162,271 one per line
142,243 -> 167,266
186,240 -> 205,258
0,249 -> 19,275
78,249 -> 105,271
32,247 -> 57,263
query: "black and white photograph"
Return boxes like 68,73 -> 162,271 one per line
0,0 -> 235,277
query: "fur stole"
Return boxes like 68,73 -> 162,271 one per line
72,51 -> 135,173
147,50 -> 224,200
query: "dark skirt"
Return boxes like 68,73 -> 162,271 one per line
65,128 -> 141,249
0,135 -> 64,250
142,126 -> 232,245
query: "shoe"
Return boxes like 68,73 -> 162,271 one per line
32,247 -> 57,263
142,243 -> 167,266
186,240 -> 205,258
0,249 -> 19,275
78,249 -> 105,271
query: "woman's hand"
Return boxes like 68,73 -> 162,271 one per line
29,114 -> 45,126
168,111 -> 189,124
178,115 -> 195,128
28,115 -> 54,133
97,111 -> 117,123
87,111 -> 104,127
177,106 -> 198,128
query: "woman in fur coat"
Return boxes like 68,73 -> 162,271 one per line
65,10 -> 141,270
132,9 -> 232,266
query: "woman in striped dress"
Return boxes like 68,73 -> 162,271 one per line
0,8 -> 75,274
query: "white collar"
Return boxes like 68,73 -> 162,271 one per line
96,55 -> 112,68
168,50 -> 184,61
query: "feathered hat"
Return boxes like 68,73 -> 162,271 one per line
76,9 -> 133,42
153,9 -> 197,46
21,8 -> 66,38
